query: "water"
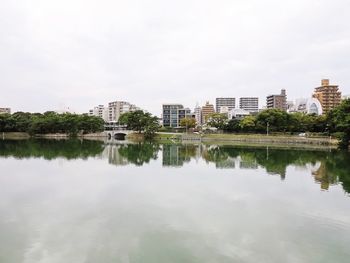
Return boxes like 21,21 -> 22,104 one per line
0,139 -> 349,263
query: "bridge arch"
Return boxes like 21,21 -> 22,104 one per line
114,133 -> 127,140
106,131 -> 132,141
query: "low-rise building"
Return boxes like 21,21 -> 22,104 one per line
289,98 -> 323,115
0,108 -> 11,114
228,108 -> 250,119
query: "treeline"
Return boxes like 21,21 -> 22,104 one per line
0,111 -> 104,136
205,99 -> 350,149
219,110 -> 328,133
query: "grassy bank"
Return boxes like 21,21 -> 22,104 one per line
155,132 -> 338,148
1,132 -> 31,140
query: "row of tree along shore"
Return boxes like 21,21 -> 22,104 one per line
0,99 -> 349,149
0,111 -> 104,136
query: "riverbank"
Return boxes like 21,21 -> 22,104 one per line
1,131 -> 339,149
155,132 -> 338,148
1,132 -> 106,140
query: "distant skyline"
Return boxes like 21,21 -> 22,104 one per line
1,0 -> 349,116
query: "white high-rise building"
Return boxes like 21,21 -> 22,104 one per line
194,104 -> 202,126
89,105 -> 108,121
239,97 -> 259,113
108,101 -> 138,122
216,98 -> 235,113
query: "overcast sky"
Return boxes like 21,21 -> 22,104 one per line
1,0 -> 349,116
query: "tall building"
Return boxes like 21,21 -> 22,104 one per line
312,79 -> 341,114
194,104 -> 202,126
216,98 -> 235,112
88,105 -> 108,121
266,89 -> 287,111
162,104 -> 191,128
0,108 -> 11,114
239,97 -> 259,113
201,101 -> 215,123
108,101 -> 138,122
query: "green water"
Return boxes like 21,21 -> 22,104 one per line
0,139 -> 349,263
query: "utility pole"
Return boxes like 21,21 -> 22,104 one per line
266,122 -> 269,136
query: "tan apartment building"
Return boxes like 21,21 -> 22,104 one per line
312,79 -> 341,114
201,101 -> 215,123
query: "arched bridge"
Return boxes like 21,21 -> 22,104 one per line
105,130 -> 134,140
104,123 -> 134,140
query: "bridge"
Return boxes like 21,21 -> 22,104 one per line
105,130 -> 134,140
104,122 -> 134,140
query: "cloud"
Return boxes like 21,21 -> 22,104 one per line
0,0 -> 349,115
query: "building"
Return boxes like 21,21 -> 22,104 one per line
266,89 -> 287,111
228,108 -> 250,120
289,98 -> 323,115
218,106 -> 230,114
342,95 -> 350,100
312,79 -> 341,114
216,98 -> 235,113
0,108 -> 11,114
108,101 -> 138,122
88,105 -> 108,121
194,104 -> 202,126
162,104 -> 192,128
201,101 -> 215,123
239,97 -> 259,113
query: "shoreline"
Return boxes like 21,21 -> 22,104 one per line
1,131 -> 339,149
155,132 -> 338,149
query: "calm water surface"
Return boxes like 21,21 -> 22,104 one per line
0,139 -> 349,263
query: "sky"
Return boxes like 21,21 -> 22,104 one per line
1,0 -> 349,116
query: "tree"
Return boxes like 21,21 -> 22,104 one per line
179,117 -> 196,129
224,119 -> 241,132
255,109 -> 289,133
239,116 -> 256,132
328,99 -> 350,149
207,113 -> 228,130
0,114 -> 13,132
144,115 -> 160,139
119,110 -> 159,139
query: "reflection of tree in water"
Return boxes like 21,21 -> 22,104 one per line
181,145 -> 350,194
162,144 -> 198,167
0,139 -> 104,160
118,143 -> 160,166
202,146 -> 229,163
321,151 -> 350,194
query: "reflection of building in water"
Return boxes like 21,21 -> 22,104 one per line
162,145 -> 184,167
162,144 -> 199,167
312,162 -> 337,190
239,160 -> 258,169
103,144 -> 129,166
